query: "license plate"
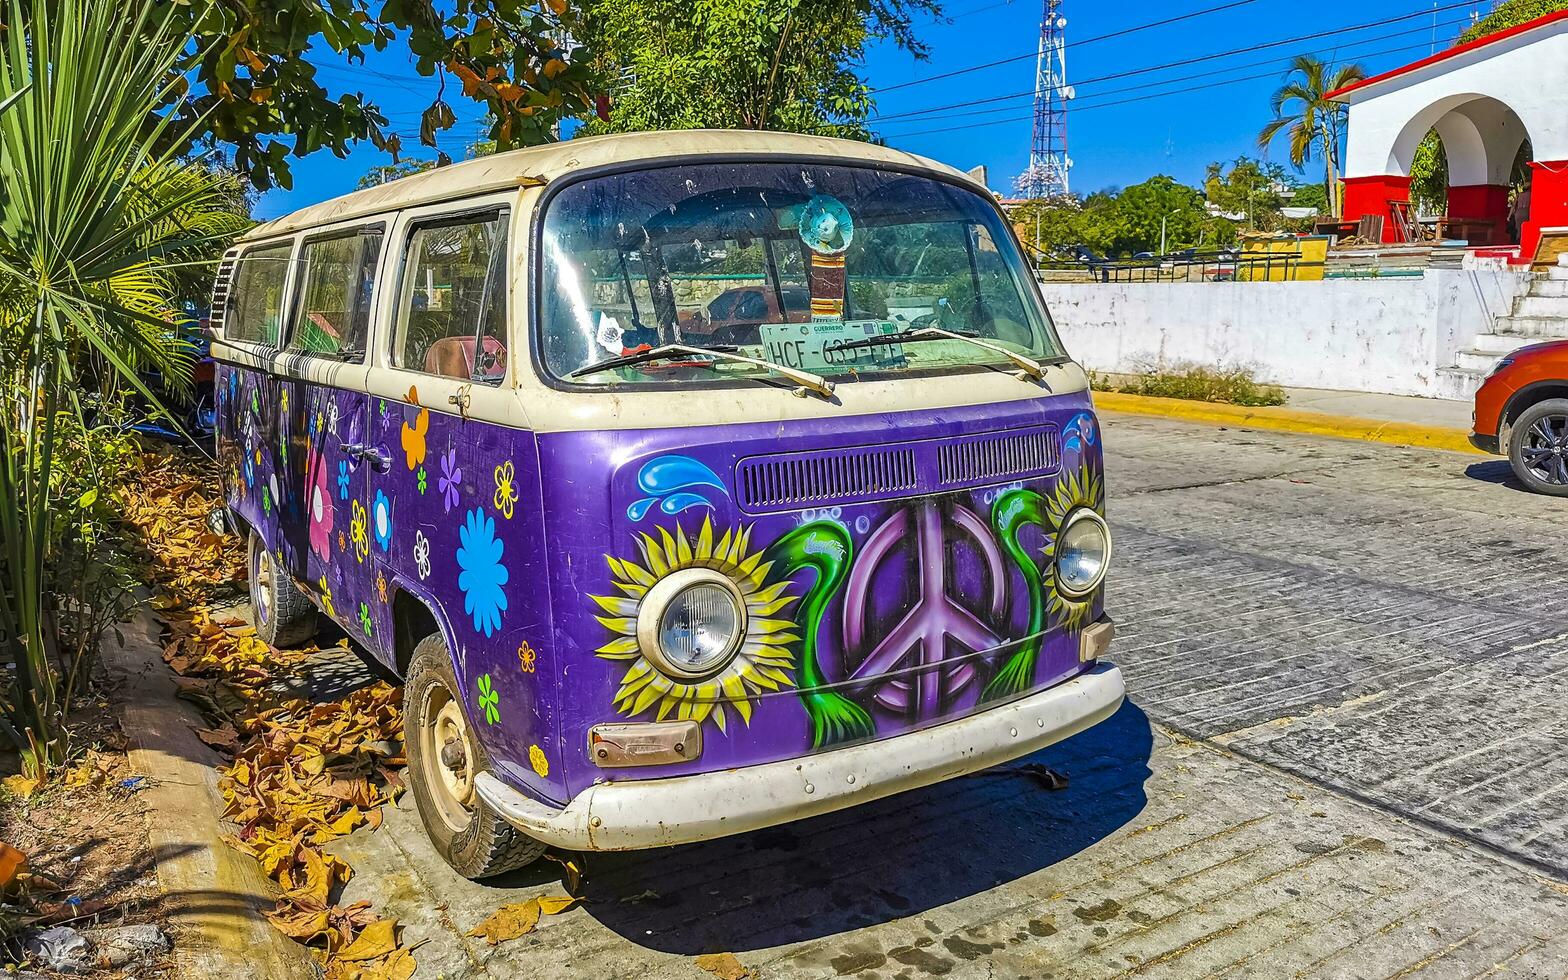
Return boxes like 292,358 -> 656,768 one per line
758,319 -> 904,372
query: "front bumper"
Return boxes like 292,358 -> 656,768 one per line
475,661 -> 1126,851
1468,431 -> 1500,454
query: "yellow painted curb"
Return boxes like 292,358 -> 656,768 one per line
1092,391 -> 1485,456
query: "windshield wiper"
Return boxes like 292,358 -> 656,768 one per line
827,327 -> 1046,382
570,343 -> 836,399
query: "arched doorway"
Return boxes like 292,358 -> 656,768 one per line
1391,95 -> 1532,245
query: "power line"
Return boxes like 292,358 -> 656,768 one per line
872,14 -> 1472,126
873,0 -> 1478,95
881,35 -> 1453,141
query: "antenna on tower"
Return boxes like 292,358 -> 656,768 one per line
1021,0 -> 1072,199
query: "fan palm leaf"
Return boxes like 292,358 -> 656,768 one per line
0,0 -> 246,765
1258,55 -> 1366,217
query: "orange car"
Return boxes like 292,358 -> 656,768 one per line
1471,339 -> 1568,495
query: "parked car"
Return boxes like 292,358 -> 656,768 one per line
1470,339 -> 1568,495
209,130 -> 1121,879
682,284 -> 812,344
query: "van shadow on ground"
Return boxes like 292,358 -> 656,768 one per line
507,699 -> 1155,956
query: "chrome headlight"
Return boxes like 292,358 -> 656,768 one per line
1055,508 -> 1111,598
636,569 -> 746,678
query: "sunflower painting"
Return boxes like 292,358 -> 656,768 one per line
1040,460 -> 1105,634
590,517 -> 799,733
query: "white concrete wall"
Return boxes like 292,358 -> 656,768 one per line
1040,268 -> 1531,399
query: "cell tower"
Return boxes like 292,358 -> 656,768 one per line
1025,0 -> 1072,198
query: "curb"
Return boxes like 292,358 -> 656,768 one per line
1091,391 -> 1485,456
101,609 -> 317,980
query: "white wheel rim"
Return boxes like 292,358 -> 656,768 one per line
420,687 -> 476,833
254,548 -> 273,624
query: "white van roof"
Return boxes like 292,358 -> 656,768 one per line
243,129 -> 981,241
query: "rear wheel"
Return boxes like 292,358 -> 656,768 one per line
404,633 -> 545,879
1508,399 -> 1568,497
248,532 -> 316,648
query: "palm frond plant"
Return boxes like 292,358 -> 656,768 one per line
0,0 -> 248,770
1257,55 -> 1366,218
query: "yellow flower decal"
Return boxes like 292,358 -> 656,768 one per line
591,517 -> 798,733
376,570 -> 388,603
350,500 -> 370,563
517,640 -> 537,674
318,576 -> 334,618
528,744 -> 549,778
494,460 -> 517,520
1042,462 -> 1106,633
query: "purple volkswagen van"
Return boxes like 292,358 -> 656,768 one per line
211,131 -> 1122,878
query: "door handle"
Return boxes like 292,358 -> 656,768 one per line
343,442 -> 391,472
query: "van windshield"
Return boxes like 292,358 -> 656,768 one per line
537,162 -> 1062,387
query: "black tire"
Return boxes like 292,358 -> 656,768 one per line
248,532 -> 317,648
404,633 -> 545,879
1508,398 -> 1568,497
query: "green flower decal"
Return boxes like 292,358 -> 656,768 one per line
358,602 -> 373,637
261,485 -> 271,513
417,466 -> 428,494
250,389 -> 259,413
477,674 -> 500,725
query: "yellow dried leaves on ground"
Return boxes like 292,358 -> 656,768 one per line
123,451 -> 416,978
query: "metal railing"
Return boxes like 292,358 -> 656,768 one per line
1042,249 -> 1303,283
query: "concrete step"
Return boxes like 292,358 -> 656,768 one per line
1436,366 -> 1487,400
1493,314 -> 1568,337
1471,332 -> 1541,354
1549,265 -> 1568,281
1517,294 -> 1568,318
1530,278 -> 1568,299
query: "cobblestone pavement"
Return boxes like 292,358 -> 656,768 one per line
317,416 -> 1568,979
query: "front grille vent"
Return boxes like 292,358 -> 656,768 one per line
737,445 -> 918,510
734,423 -> 1061,513
937,427 -> 1060,488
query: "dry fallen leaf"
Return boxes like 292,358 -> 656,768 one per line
336,918 -> 399,961
2,774 -> 38,799
0,842 -> 28,891
466,895 -> 578,946
696,952 -> 756,980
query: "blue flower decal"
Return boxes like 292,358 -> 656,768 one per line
337,460 -> 351,500
456,507 -> 508,637
244,455 -> 255,488
372,489 -> 393,551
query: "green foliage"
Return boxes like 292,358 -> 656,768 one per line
104,0 -> 600,190
0,0 -> 244,767
1204,157 -> 1291,234
575,0 -> 941,138
1461,0 -> 1568,40
1090,364 -> 1287,407
1015,176 -> 1243,260
357,159 -> 439,190
1257,55 -> 1365,216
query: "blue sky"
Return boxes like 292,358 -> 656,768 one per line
253,0 -> 1488,219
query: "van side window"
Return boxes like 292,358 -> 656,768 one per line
393,210 -> 508,384
226,242 -> 294,345
288,226 -> 384,360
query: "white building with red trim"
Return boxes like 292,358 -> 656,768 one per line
1328,10 -> 1568,262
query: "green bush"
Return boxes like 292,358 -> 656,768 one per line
1090,364 -> 1286,407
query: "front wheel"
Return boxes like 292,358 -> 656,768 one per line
248,532 -> 316,648
1508,399 -> 1568,497
404,633 -> 545,879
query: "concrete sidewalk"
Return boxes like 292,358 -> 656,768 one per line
1279,385 -> 1472,430
1094,384 -> 1480,455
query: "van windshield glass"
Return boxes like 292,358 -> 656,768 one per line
537,163 -> 1062,386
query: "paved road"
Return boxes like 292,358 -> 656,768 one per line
318,415 -> 1568,979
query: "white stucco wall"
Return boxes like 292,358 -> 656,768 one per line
1039,269 -> 1530,398
1340,17 -> 1568,178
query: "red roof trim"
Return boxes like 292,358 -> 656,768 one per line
1325,9 -> 1568,100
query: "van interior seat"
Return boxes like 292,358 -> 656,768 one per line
423,335 -> 507,381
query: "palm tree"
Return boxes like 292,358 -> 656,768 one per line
0,0 -> 248,768
1258,55 -> 1367,218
